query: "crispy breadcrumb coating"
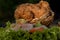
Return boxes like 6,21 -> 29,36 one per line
14,0 -> 54,26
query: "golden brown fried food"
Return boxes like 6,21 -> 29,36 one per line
14,0 -> 54,26
14,3 -> 34,22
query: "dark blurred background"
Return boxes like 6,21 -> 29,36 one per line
0,0 -> 60,27
49,0 -> 60,19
